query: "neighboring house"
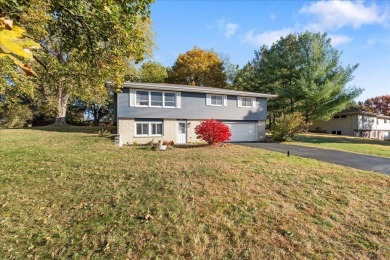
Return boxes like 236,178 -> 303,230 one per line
310,109 -> 390,140
112,82 -> 276,145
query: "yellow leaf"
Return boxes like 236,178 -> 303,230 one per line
0,25 -> 40,59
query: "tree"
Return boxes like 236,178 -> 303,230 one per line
363,95 -> 390,116
297,32 -> 362,129
167,47 -> 227,88
217,53 -> 239,87
235,32 -> 362,129
138,61 -> 168,83
195,119 -> 231,144
1,0 -> 155,124
0,57 -> 37,127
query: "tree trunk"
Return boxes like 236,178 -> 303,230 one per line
305,112 -> 309,132
92,105 -> 101,126
54,86 -> 70,125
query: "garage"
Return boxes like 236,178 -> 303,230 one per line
224,122 -> 258,142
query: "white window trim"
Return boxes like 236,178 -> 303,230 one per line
238,96 -> 256,108
207,94 -> 227,106
150,91 -> 164,108
131,89 -> 180,108
134,122 -> 149,136
164,92 -> 178,108
134,122 -> 164,137
135,90 -> 149,107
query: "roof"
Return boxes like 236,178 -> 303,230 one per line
337,109 -> 390,119
109,82 -> 277,99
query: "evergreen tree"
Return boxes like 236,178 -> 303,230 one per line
235,32 -> 363,129
297,32 -> 362,128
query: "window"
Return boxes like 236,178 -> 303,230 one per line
211,95 -> 223,106
136,123 -> 149,135
385,119 -> 388,123
333,115 -> 340,119
133,90 -> 178,108
241,97 -> 252,107
136,91 -> 149,106
340,115 -> 347,118
151,123 -> 163,135
206,94 -> 227,106
135,122 -> 163,136
151,92 -> 163,107
164,92 -> 176,107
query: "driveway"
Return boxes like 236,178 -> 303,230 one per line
238,143 -> 390,175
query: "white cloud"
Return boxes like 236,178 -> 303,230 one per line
242,28 -> 293,47
300,0 -> 388,31
225,23 -> 239,38
217,19 -> 239,39
328,34 -> 353,46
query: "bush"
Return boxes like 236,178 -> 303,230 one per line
195,119 -> 231,144
272,113 -> 305,141
0,104 -> 33,128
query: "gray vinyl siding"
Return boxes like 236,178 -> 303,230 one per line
117,88 -> 267,121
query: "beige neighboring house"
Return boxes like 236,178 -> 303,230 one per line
310,109 -> 390,140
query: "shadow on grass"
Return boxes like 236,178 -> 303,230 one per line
297,134 -> 390,147
30,124 -> 103,134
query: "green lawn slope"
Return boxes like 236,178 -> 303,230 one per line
291,133 -> 390,158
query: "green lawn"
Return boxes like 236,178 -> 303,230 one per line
290,133 -> 390,158
1,127 -> 389,259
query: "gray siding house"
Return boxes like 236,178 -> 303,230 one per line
114,82 -> 276,145
310,109 -> 390,140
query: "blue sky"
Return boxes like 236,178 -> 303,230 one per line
150,0 -> 390,101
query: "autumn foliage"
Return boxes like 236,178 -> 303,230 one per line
195,119 -> 231,144
167,47 -> 227,88
363,95 -> 390,116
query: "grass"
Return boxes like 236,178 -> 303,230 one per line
289,133 -> 390,158
0,126 -> 389,258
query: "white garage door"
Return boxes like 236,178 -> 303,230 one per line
225,122 -> 257,142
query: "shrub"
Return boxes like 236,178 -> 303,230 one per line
0,104 -> 33,128
272,113 -> 305,141
162,140 -> 175,146
195,119 -> 231,144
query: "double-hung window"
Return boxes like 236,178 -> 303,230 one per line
238,96 -> 254,108
134,90 -> 178,108
151,92 -> 163,107
135,122 -> 163,136
164,92 -> 176,107
206,94 -> 227,106
211,95 -> 223,106
241,97 -> 252,107
136,91 -> 149,106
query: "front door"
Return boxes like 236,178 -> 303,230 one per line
177,121 -> 187,144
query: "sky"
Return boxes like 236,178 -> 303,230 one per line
150,0 -> 390,101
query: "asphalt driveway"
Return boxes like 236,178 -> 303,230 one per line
238,142 -> 390,175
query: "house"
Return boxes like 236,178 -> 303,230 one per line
310,109 -> 390,140
112,82 -> 276,145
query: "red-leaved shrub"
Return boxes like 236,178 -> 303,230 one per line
195,119 -> 231,144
